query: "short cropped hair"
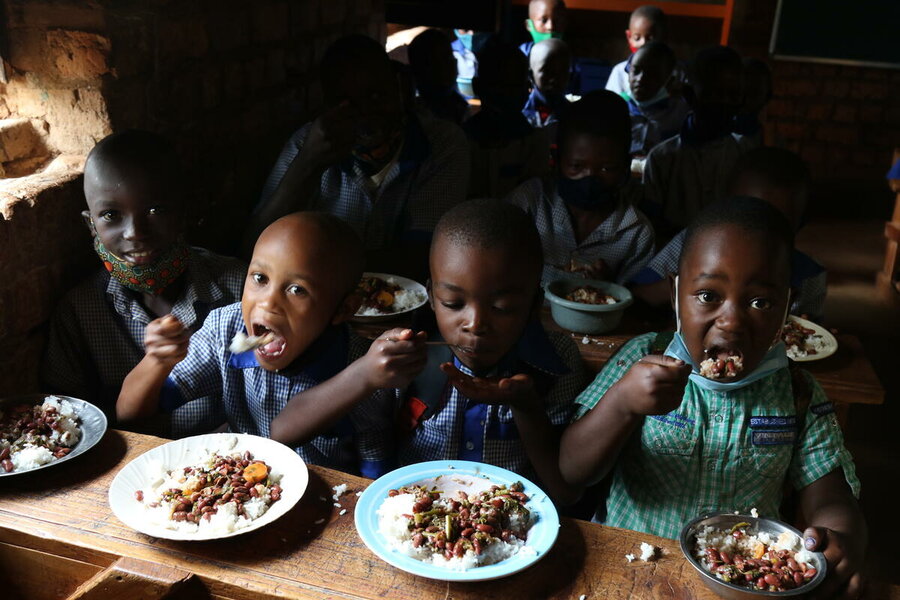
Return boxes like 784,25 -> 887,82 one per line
297,211 -> 365,294
635,41 -> 676,74
475,37 -> 527,84
85,130 -> 181,185
320,34 -> 390,84
558,90 -> 631,158
408,29 -> 450,79
689,45 -> 742,89
680,196 -> 794,272
728,147 -> 810,199
631,5 -> 667,35
432,199 -> 543,274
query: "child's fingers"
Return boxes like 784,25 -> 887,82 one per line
638,355 -> 692,379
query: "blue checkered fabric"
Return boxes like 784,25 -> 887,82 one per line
398,330 -> 586,482
164,303 -> 394,477
257,110 -> 469,250
505,177 -> 655,286
42,248 -> 246,437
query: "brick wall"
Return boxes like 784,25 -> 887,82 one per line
0,0 -> 385,395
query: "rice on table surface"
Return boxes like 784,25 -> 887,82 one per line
0,396 -> 81,473
694,522 -> 818,592
356,276 -> 425,316
134,443 -> 283,536
377,480 -> 533,570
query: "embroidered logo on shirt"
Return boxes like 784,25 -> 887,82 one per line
752,429 -> 797,446
649,412 -> 695,429
749,416 -> 797,429
810,402 -> 835,417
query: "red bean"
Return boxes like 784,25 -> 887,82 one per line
793,571 -> 805,586
804,568 -> 817,579
472,537 -> 482,555
719,551 -> 732,564
756,576 -> 767,589
764,573 -> 780,587
172,511 -> 187,522
461,528 -> 474,538
134,490 -> 144,502
453,541 -> 465,558
787,558 -> 799,571
412,533 -> 424,548
249,487 -> 259,498
475,523 -> 494,533
270,491 -> 280,502
2,459 -> 13,472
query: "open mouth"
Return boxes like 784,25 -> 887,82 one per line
252,324 -> 287,358
699,347 -> 744,379
123,249 -> 160,266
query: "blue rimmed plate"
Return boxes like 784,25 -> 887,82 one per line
354,460 -> 559,581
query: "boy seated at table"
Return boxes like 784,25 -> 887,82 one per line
408,28 -> 469,126
43,130 -> 246,437
561,197 -> 865,599
605,5 -> 667,99
506,91 -> 654,286
642,45 -> 746,238
631,147 -> 827,322
464,38 -> 551,199
251,34 -> 469,280
523,38 -> 572,130
398,199 -> 586,505
626,41 -> 689,157
117,212 -> 424,477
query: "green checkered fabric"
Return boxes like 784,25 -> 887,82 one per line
573,333 -> 861,540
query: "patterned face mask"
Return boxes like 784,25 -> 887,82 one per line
92,234 -> 189,296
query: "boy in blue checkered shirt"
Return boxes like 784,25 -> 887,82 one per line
117,212 -> 425,477
398,199 -> 586,505
561,198 -> 865,597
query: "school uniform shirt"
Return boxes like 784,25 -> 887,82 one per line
463,111 -> 551,199
605,59 -> 631,99
258,110 -> 469,251
160,303 -> 394,478
627,95 -> 690,156
574,333 -> 861,539
451,38 -> 477,97
522,88 -> 568,129
630,229 -> 828,321
505,177 -> 655,286
42,248 -> 245,437
642,128 -> 746,232
398,325 -> 586,483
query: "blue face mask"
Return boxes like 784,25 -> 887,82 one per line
665,276 -> 790,393
557,176 -> 617,211
456,32 -> 473,51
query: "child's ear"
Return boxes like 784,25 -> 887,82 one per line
332,290 -> 363,325
81,210 -> 96,235
525,18 -> 533,33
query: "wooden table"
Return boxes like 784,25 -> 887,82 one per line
353,307 -> 885,417
2,430 -> 893,600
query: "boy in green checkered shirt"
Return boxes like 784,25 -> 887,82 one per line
560,197 -> 866,598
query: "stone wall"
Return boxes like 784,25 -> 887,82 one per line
0,0 -> 385,395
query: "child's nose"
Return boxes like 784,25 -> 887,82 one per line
122,216 -> 150,241
461,307 -> 488,336
715,302 -> 748,332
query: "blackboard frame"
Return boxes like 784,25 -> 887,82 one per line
768,0 -> 900,71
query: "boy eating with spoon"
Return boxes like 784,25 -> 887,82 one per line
117,212 -> 425,477
560,197 -> 866,598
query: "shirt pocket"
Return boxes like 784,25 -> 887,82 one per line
734,443 -> 794,510
637,417 -> 698,497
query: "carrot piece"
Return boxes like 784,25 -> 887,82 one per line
243,462 -> 269,485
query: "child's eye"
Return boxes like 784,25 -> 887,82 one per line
251,272 -> 267,285
696,291 -> 719,304
148,206 -> 166,216
99,210 -> 119,222
286,284 -> 308,296
440,301 -> 463,310
750,297 -> 773,310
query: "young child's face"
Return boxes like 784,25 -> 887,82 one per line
559,132 -> 627,188
528,0 -> 566,34
676,225 -> 790,381
241,218 -> 356,371
692,68 -> 743,111
83,164 -> 184,266
531,50 -> 570,96
629,50 -> 671,102
429,238 -> 540,373
626,16 -> 659,52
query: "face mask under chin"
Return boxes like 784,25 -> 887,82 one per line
556,175 -> 618,211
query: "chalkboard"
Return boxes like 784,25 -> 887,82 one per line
769,0 -> 900,69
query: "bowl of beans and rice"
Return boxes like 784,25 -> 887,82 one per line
544,278 -> 633,334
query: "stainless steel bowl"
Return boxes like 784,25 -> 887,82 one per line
680,512 -> 827,599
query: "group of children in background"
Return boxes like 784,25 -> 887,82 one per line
40,3 -> 866,598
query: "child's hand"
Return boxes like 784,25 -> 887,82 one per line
615,355 -> 691,416
802,526 -> 865,600
361,329 -> 427,389
440,363 -> 538,410
304,102 -> 360,168
143,315 -> 189,369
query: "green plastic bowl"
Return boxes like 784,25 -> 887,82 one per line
544,278 -> 633,334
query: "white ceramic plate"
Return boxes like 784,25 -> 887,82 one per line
352,272 -> 428,322
109,433 -> 308,541
783,315 -> 838,362
355,460 -> 559,582
0,394 -> 107,478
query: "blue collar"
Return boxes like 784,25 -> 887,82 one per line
228,324 -> 349,383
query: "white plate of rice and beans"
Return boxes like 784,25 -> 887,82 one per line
109,433 -> 308,540
352,273 -> 428,322
355,460 -> 559,581
782,316 -> 837,362
0,394 -> 106,476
